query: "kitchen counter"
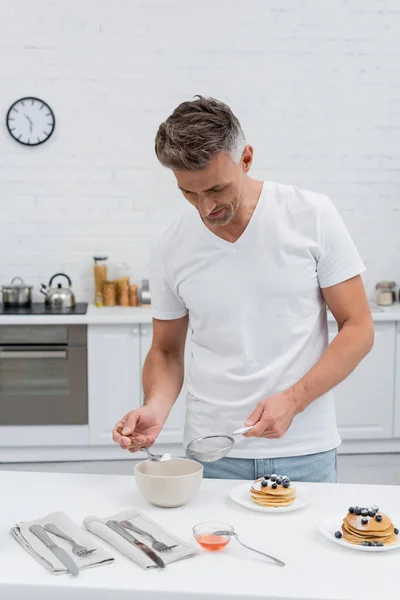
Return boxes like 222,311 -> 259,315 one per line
0,302 -> 399,325
1,470 -> 398,600
328,303 -> 400,322
0,304 -> 153,325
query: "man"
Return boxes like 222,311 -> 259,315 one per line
113,96 -> 374,482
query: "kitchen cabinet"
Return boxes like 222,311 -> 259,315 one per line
88,325 -> 141,445
3,310 -> 400,463
394,323 -> 400,438
139,323 -> 189,445
88,323 -> 189,447
328,321 -> 395,440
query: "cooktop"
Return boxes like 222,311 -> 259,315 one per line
0,302 -> 88,315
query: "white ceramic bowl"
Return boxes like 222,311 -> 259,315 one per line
134,458 -> 203,508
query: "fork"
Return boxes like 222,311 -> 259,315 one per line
44,523 -> 96,557
120,520 -> 178,552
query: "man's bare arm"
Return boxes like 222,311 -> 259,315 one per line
142,315 -> 189,422
291,274 -> 374,413
246,275 -> 374,438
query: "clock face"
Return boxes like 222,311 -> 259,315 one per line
6,97 -> 55,146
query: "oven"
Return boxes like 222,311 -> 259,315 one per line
0,325 -> 87,426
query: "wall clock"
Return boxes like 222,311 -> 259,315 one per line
6,97 -> 55,146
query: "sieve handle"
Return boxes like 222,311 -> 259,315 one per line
232,425 -> 254,435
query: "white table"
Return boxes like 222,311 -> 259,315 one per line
1,471 -> 398,600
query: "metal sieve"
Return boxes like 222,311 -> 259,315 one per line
186,426 -> 254,462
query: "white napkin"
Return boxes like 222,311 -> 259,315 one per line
11,511 -> 114,575
83,509 -> 198,569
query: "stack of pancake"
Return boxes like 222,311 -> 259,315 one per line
341,507 -> 398,546
250,475 -> 296,508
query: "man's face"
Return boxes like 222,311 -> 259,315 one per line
173,151 -> 249,227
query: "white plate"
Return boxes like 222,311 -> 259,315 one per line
229,482 -> 310,513
319,513 -> 400,553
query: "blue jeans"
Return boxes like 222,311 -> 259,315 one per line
196,449 -> 337,482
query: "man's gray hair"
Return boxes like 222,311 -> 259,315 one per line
155,96 -> 246,171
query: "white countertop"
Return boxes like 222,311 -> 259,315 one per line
0,303 -> 400,325
0,304 -> 153,325
332,303 -> 400,322
1,470 -> 398,599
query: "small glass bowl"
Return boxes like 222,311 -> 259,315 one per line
192,522 -> 233,552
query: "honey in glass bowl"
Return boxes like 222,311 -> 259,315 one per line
193,522 -> 233,552
196,534 -> 230,551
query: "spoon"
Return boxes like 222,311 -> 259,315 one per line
214,528 -> 285,567
116,426 -> 171,462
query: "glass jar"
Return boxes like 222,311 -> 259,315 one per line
129,284 -> 139,306
93,256 -> 108,304
118,279 -> 130,306
109,262 -> 130,282
103,280 -> 117,306
108,262 -> 131,306
375,281 -> 396,306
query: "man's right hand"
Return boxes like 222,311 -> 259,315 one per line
112,405 -> 164,453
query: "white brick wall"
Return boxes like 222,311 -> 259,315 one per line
0,0 -> 399,301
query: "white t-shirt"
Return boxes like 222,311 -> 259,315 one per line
149,181 -> 365,458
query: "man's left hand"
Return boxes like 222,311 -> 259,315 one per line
244,389 -> 299,439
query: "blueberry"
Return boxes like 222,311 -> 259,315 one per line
272,483 -> 278,489
270,474 -> 277,482
368,509 -> 376,518
375,514 -> 383,523
283,480 -> 290,488
276,476 -> 283,485
354,507 -> 362,515
394,528 -> 399,535
361,518 -> 368,525
361,508 -> 369,516
348,507 -> 355,514
261,480 -> 268,487
376,542 -> 383,547
369,541 -> 376,547
264,474 -> 271,480
371,505 -> 379,512
334,531 -> 342,539
362,541 -> 370,547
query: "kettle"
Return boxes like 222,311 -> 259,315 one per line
41,273 -> 76,308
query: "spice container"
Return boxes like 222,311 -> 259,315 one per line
118,278 -> 130,306
375,281 -> 396,306
129,284 -> 139,307
103,280 -> 117,306
93,256 -> 108,305
95,291 -> 103,307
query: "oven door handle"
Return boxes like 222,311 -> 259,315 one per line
0,350 -> 67,359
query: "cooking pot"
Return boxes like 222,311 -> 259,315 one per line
1,277 -> 33,308
40,273 -> 76,309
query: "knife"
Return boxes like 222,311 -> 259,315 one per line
106,520 -> 165,569
29,524 -> 79,576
